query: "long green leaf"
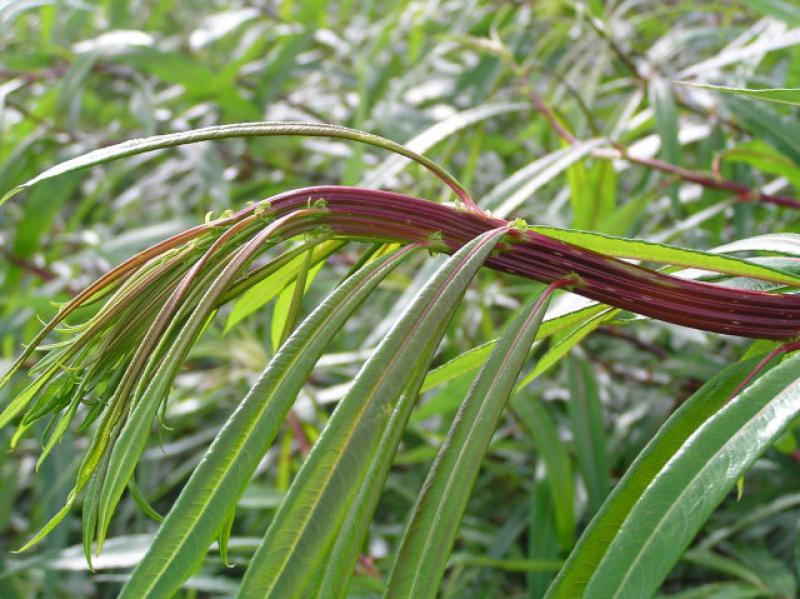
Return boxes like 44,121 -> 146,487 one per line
566,354 -> 609,516
316,357 -> 435,598
679,82 -> 800,107
420,302 -> 610,394
544,355 -> 777,598
581,351 -> 800,598
725,96 -> 800,164
711,233 -> 800,257
515,307 -> 617,391
530,226 -> 800,287
650,76 -> 681,215
741,0 -> 800,24
237,228 -> 507,598
512,394 -> 575,551
385,286 -> 554,598
118,245 -> 418,599
0,122 -> 469,206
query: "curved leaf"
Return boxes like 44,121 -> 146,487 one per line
530,226 -> 800,287
236,228 -> 507,598
679,82 -> 800,106
384,285 -> 554,598
546,353 -> 795,598
1,121 -> 470,206
117,245 -> 418,598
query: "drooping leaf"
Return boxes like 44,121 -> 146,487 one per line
236,229 -> 507,598
546,353 -> 796,598
1,122 -> 470,206
384,285 -> 554,598
118,245 -> 419,599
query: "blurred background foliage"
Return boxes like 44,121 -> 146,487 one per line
3,0 -> 800,597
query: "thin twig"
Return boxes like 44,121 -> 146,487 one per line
527,88 -> 800,211
728,340 -> 800,401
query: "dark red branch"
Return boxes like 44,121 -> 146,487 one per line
256,185 -> 800,340
527,89 -> 800,211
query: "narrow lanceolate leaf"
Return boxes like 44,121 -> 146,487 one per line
515,307 -> 618,391
385,285 -> 555,599
419,302 -> 611,395
711,233 -> 800,257
725,95 -> 800,164
118,245 -> 418,599
316,359 -> 434,599
741,0 -> 800,24
530,226 -> 800,287
679,82 -> 800,106
237,228 -> 508,599
0,121 -> 471,207
545,354 -> 791,599
566,355 -> 609,516
511,393 -> 575,551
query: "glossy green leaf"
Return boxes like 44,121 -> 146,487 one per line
547,353 -> 800,598
118,246 -> 418,599
530,226 -> 800,286
385,287 -> 554,598
711,233 -> 800,257
236,229 -> 507,598
271,246 -> 323,351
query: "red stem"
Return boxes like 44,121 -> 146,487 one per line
258,185 -> 800,340
729,341 -> 800,400
528,89 -> 800,211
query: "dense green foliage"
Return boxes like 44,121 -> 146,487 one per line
4,1 -> 800,598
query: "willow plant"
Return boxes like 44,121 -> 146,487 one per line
3,122 -> 800,598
